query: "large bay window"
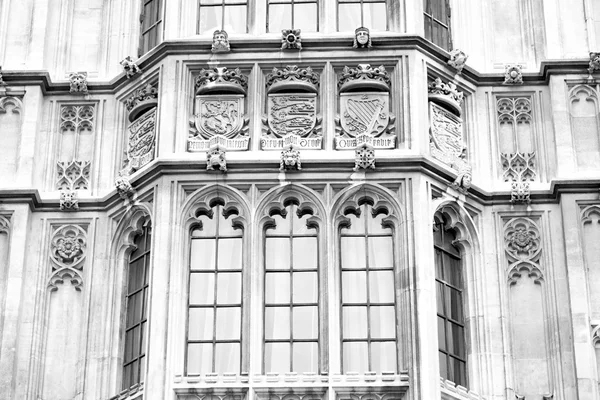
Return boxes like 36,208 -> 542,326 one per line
339,202 -> 398,373
186,204 -> 244,374
123,220 -> 151,389
434,214 -> 467,386
263,203 -> 320,373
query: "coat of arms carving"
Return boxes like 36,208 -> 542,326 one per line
335,65 -> 396,149
188,67 -> 250,152
261,65 -> 322,150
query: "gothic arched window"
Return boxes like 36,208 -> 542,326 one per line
434,214 -> 467,386
339,202 -> 398,373
263,202 -> 321,373
123,219 -> 152,389
186,203 -> 244,374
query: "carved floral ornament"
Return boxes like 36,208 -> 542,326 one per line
503,217 -> 543,283
262,65 -> 322,150
189,67 -> 250,152
49,224 -> 88,291
69,71 -> 88,93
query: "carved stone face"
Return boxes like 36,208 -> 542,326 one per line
356,29 -> 369,45
214,32 -> 227,44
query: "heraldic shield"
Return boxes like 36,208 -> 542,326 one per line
336,92 -> 395,149
189,94 -> 249,151
127,107 -> 157,170
429,102 -> 463,165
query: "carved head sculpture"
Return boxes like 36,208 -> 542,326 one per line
212,29 -> 230,53
353,27 -> 372,49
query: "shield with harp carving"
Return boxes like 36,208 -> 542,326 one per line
340,92 -> 389,137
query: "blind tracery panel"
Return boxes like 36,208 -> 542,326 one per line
187,205 -> 243,374
339,203 -> 398,373
264,204 -> 320,373
434,217 -> 467,387
123,220 -> 151,389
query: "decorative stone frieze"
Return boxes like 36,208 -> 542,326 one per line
125,83 -> 158,121
448,49 -> 468,74
261,65 -> 322,150
212,29 -> 230,53
354,143 -> 375,171
48,224 -> 87,290
335,64 -> 396,149
60,190 -> 79,211
353,26 -> 371,48
189,67 -> 250,152
504,216 -> 542,283
501,152 -> 536,182
60,104 -> 94,133
281,29 -> 301,50
56,160 -> 90,191
206,146 -> 227,171
428,77 -> 463,115
504,64 -> 523,85
115,175 -> 135,199
120,56 -> 141,78
280,146 -> 301,170
69,71 -> 88,93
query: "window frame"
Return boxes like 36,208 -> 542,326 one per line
196,0 -> 250,35
336,0 -> 389,31
423,0 -> 452,50
139,0 -> 164,56
266,0 -> 320,33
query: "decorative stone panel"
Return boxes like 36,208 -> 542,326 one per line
48,224 -> 87,291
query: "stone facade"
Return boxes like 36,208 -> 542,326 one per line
0,1 -> 599,400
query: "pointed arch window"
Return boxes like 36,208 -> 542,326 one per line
186,204 -> 244,374
263,202 -> 320,373
423,0 -> 452,50
434,214 -> 467,386
339,202 -> 398,373
123,220 -> 152,389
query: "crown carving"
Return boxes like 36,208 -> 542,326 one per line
428,77 -> 463,115
338,64 -> 391,92
195,67 -> 248,95
125,83 -> 158,122
265,65 -> 319,94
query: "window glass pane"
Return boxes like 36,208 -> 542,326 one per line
265,273 -> 290,303
190,239 -> 216,270
125,330 -> 134,363
436,281 -> 445,314
218,238 -> 242,270
363,2 -> 387,30
265,307 -> 290,339
448,287 -> 463,322
446,255 -> 462,286
342,271 -> 367,303
368,237 -> 393,268
130,360 -> 139,386
435,248 -> 444,279
293,342 -> 318,372
437,316 -> 446,351
189,273 -> 215,304
371,341 -> 397,372
216,308 -> 241,340
342,306 -> 368,338
292,237 -> 317,269
266,238 -> 290,270
215,343 -> 240,373
293,306 -> 318,339
141,288 -> 148,318
224,5 -> 247,36
369,270 -> 394,303
269,213 -> 291,234
338,3 -> 361,32
268,4 -> 292,32
341,237 -> 365,269
126,293 -> 139,326
292,271 -> 318,303
439,352 -> 448,379
140,321 -> 147,353
139,355 -> 145,382
217,212 -> 242,236
368,212 -> 391,234
188,308 -> 214,340
453,358 -> 467,386
131,326 -> 141,358
370,306 -> 396,338
293,213 -> 315,235
294,3 -> 317,32
200,0 -> 223,5
265,343 -> 291,372
128,258 -> 144,293
449,323 -> 465,358
216,273 -> 241,304
187,343 -> 213,374
198,6 -> 222,34
343,342 -> 368,373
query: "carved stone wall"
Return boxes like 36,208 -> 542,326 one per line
568,85 -> 600,169
0,97 -> 23,180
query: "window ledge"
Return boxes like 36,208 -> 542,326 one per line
173,372 -> 409,386
440,377 -> 485,400
109,383 -> 144,400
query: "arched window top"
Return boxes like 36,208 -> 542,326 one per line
432,203 -> 476,255
257,184 -> 326,229
191,201 -> 243,238
433,213 -> 460,259
333,183 -> 402,231
182,185 -> 250,232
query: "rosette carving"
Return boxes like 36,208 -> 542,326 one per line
503,217 -> 543,284
48,224 -> 87,291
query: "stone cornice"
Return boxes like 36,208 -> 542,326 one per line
0,158 -> 598,211
0,36 -> 591,94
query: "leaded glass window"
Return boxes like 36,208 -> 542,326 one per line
197,0 -> 248,34
123,220 -> 151,389
264,203 -> 320,373
434,216 -> 467,386
423,0 -> 452,50
339,203 -> 398,373
186,205 -> 244,374
139,0 -> 163,56
267,0 -> 319,32
337,0 -> 387,32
